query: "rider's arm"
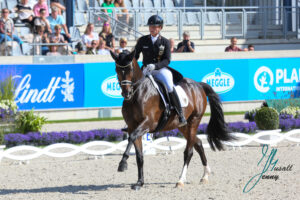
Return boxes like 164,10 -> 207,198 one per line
134,38 -> 142,60
155,39 -> 171,70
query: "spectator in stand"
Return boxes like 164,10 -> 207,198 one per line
34,8 -> 51,33
86,40 -> 98,55
101,0 -> 115,15
47,41 -> 61,56
82,23 -> 99,49
33,0 -> 49,17
114,0 -> 129,24
48,6 -> 71,43
15,0 -> 35,26
169,38 -> 177,53
0,8 -> 23,50
99,21 -> 115,51
33,25 -> 49,55
50,0 -> 65,15
225,37 -> 243,52
248,44 -> 255,51
50,24 -> 66,43
176,31 -> 195,53
97,38 -> 110,55
116,37 -> 129,54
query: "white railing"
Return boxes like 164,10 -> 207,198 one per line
0,130 -> 300,163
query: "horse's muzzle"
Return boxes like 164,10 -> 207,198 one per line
122,90 -> 133,100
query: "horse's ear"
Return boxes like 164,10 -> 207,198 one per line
110,50 -> 118,61
127,50 -> 136,61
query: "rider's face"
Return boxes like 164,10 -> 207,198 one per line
149,25 -> 161,37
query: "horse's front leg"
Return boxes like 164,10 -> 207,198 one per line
118,137 -> 133,172
131,136 -> 144,190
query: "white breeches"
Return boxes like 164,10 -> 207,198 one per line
151,67 -> 174,92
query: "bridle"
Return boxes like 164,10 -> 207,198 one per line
116,62 -> 133,86
116,62 -> 138,100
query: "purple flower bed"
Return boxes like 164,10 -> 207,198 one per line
4,129 -> 125,147
3,119 -> 299,147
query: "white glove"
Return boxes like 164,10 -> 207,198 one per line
143,64 -> 156,75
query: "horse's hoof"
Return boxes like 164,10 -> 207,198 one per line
200,178 -> 209,184
175,181 -> 184,188
131,182 -> 143,190
117,161 -> 128,172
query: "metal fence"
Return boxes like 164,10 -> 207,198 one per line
85,6 -> 300,40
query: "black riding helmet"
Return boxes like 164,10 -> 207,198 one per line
147,15 -> 163,27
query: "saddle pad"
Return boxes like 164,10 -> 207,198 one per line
175,86 -> 189,107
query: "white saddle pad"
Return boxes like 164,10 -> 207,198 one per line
175,86 -> 189,107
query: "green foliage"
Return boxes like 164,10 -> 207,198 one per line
0,75 -> 16,101
280,106 -> 300,118
15,110 -> 47,134
254,107 -> 279,130
266,98 -> 300,113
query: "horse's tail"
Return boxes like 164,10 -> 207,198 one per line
199,82 -> 235,151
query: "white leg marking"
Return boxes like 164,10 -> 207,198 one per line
201,165 -> 211,183
178,164 -> 188,183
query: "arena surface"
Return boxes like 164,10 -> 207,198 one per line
0,142 -> 299,200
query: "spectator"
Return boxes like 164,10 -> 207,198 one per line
48,6 -> 71,43
116,37 -> 129,54
169,38 -> 177,53
33,0 -> 49,17
97,38 -> 110,55
33,25 -> 49,55
225,37 -> 243,52
82,23 -> 99,49
50,24 -> 66,43
15,0 -> 35,26
0,8 -> 23,50
99,21 -> 115,51
50,0 -> 65,15
47,42 -> 61,56
114,0 -> 129,24
86,40 -> 98,55
34,8 -> 51,33
248,44 -> 255,51
101,0 -> 115,15
176,31 -> 195,53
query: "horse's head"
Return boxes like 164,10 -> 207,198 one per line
110,50 -> 136,100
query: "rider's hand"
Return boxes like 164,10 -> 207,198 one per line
143,64 -> 155,75
146,64 -> 155,71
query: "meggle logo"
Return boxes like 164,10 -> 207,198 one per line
101,74 -> 122,98
202,68 -> 235,94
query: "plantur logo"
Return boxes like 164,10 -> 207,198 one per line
101,74 -> 122,98
202,68 -> 235,94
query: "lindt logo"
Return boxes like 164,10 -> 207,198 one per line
13,71 -> 75,104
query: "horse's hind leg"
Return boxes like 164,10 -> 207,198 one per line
194,138 -> 211,184
176,125 -> 198,188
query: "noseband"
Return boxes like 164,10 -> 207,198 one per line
116,62 -> 133,86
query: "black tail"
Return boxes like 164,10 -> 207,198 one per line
199,82 -> 235,151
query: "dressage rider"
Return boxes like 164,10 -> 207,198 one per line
134,15 -> 187,127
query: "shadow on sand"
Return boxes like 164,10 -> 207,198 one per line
0,182 -> 175,195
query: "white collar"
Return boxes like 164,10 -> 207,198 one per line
151,34 -> 159,44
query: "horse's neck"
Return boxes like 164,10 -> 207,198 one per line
133,58 -> 143,82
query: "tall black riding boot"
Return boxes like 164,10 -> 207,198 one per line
169,89 -> 187,127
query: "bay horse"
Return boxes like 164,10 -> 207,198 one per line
110,51 -> 235,190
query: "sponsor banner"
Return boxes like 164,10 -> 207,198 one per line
0,64 -> 84,110
170,59 -> 249,101
248,58 -> 300,100
84,62 -> 123,107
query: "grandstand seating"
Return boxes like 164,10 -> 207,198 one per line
0,0 -> 297,55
